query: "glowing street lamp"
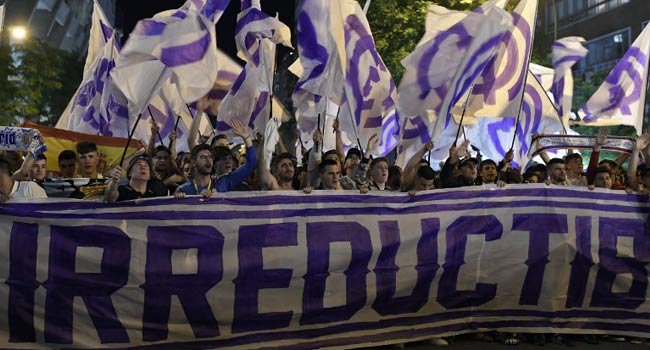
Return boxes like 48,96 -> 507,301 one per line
10,26 -> 27,41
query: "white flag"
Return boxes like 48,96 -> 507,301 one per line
552,36 -> 589,127
577,24 -> 650,135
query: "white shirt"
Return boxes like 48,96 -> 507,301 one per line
10,181 -> 47,200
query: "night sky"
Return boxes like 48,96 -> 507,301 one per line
115,0 -> 297,62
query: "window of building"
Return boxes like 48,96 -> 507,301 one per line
578,27 -> 631,74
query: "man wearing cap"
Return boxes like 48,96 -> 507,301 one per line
441,141 -> 479,188
175,120 -> 256,198
105,155 -> 168,203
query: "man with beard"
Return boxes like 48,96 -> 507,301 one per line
258,152 -> 297,191
105,155 -> 167,202
175,120 -> 256,197
545,158 -> 569,186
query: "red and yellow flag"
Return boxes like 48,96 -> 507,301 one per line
23,122 -> 145,175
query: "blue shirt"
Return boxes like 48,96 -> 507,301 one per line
176,145 -> 256,195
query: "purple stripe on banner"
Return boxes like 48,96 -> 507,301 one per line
41,309 -> 650,350
132,19 -> 166,36
2,199 -> 648,221
4,187 -> 647,212
160,32 -> 210,67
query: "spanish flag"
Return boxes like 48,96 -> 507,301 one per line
23,122 -> 145,175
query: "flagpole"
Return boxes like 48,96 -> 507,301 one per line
119,113 -> 143,168
510,4 -> 539,150
146,106 -> 166,146
168,115 -> 182,150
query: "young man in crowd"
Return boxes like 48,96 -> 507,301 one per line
479,159 -> 498,184
565,153 -> 587,186
589,166 -> 613,190
76,141 -> 102,178
0,158 -> 47,203
303,159 -> 343,193
258,152 -> 296,191
358,157 -> 391,192
441,141 -> 479,188
175,120 -> 255,198
545,158 -> 569,186
58,150 -> 79,178
12,152 -> 47,185
105,155 -> 168,202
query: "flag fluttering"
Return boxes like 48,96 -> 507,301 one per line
396,4 -> 511,167
111,8 -> 219,116
337,0 -> 400,157
465,71 -> 564,168
552,36 -> 589,127
56,0 -> 129,138
578,24 -> 650,135
217,0 -> 291,136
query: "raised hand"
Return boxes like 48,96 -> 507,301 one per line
111,165 -> 123,182
230,119 -> 250,139
312,129 -> 323,144
366,134 -> 379,154
635,133 -> 650,150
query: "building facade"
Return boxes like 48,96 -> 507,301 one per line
544,0 -> 650,76
1,0 -> 116,56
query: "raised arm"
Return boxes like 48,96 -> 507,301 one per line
627,133 -> 650,190
146,121 -> 159,157
401,140 -> 434,189
256,134 -> 279,190
333,118 -> 346,164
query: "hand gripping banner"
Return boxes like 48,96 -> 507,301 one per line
0,185 -> 649,349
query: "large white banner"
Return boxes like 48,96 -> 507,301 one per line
0,185 -> 649,349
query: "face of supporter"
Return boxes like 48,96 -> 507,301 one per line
567,157 -> 584,174
480,164 -> 497,183
275,158 -> 295,182
370,161 -> 389,184
347,154 -> 361,166
526,174 -> 539,183
461,162 -> 478,182
59,159 -> 78,178
29,159 -> 47,181
182,162 -> 193,180
216,154 -> 234,174
324,153 -> 340,166
414,176 -> 434,191
130,159 -> 151,182
194,150 -> 213,176
214,138 -> 229,147
548,163 -> 567,183
79,152 -> 98,176
593,172 -> 612,189
153,150 -> 170,172
320,164 -> 341,190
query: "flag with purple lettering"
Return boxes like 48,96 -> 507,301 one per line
396,5 -> 511,168
182,0 -> 231,24
460,0 -> 538,120
337,0 -> 399,157
217,0 -> 291,136
56,0 -> 129,137
465,70 -> 564,168
111,8 -> 219,117
577,25 -> 650,135
552,36 -> 588,127
292,0 -> 346,120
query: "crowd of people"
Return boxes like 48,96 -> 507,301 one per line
0,123 -> 647,347
0,122 -> 645,204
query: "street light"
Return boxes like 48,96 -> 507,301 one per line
10,26 -> 27,41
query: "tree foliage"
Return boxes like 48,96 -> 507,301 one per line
0,39 -> 82,126
365,0 -> 487,84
